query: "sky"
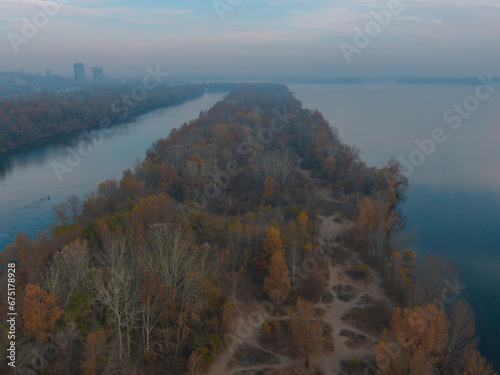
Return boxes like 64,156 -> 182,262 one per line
0,0 -> 499,79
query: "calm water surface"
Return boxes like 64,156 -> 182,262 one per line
0,92 -> 226,248
288,82 -> 500,369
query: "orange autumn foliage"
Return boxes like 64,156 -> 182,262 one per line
377,303 -> 448,374
21,284 -> 63,342
263,249 -> 290,305
262,226 -> 284,258
81,328 -> 110,375
461,348 -> 498,375
286,298 -> 323,367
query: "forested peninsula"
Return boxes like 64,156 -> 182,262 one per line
0,82 -> 237,153
0,84 -> 495,374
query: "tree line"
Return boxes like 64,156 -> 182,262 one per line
0,82 -> 237,153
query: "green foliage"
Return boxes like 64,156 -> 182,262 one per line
345,357 -> 362,370
53,223 -> 82,237
192,335 -> 222,365
282,205 -> 301,220
102,213 -> 124,231
63,290 -> 93,334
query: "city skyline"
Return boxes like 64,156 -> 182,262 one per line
72,63 -> 105,83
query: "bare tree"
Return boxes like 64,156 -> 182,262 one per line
459,348 -> 497,375
147,224 -> 213,358
44,240 -> 91,308
277,151 -> 295,187
53,195 -> 82,226
93,235 -> 141,361
356,194 -> 398,265
287,240 -> 301,286
53,202 -> 70,226
137,268 -> 174,361
444,299 -> 479,374
66,194 -> 81,223
149,224 -> 192,289
254,150 -> 293,186
416,254 -> 457,303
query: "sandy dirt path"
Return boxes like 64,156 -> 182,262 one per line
209,162 -> 392,375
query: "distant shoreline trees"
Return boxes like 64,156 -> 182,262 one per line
0,82 -> 237,154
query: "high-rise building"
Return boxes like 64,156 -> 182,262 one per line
74,63 -> 85,83
92,67 -> 103,84
46,69 -> 52,77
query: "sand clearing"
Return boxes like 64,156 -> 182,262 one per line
209,164 -> 393,375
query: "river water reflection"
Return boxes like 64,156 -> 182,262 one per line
288,82 -> 500,369
0,92 -> 226,248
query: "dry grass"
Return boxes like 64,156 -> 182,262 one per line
235,272 -> 265,303
321,322 -> 335,354
332,284 -> 358,302
341,299 -> 392,336
241,363 -> 325,375
330,247 -> 353,266
320,291 -> 334,304
228,344 -> 280,369
259,319 -> 294,358
340,356 -> 376,375
344,264 -> 371,284
339,329 -> 373,350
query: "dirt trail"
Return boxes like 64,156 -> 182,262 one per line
208,275 -> 295,375
313,209 -> 392,374
209,161 -> 392,375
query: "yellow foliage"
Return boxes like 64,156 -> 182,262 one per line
263,250 -> 290,305
262,321 -> 272,339
305,242 -> 313,253
262,226 -> 284,258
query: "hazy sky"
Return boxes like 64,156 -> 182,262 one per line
1,0 -> 499,79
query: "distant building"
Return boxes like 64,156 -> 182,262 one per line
92,67 -> 103,84
74,63 -> 85,83
46,69 -> 52,77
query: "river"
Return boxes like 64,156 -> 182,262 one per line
0,92 -> 226,248
1,83 -> 499,368
287,82 -> 500,369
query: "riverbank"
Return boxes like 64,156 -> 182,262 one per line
0,82 -> 237,155
287,82 -> 500,371
0,91 -> 228,250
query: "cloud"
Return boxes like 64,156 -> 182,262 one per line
0,0 -> 498,78
154,9 -> 195,15
1,1 -> 194,18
